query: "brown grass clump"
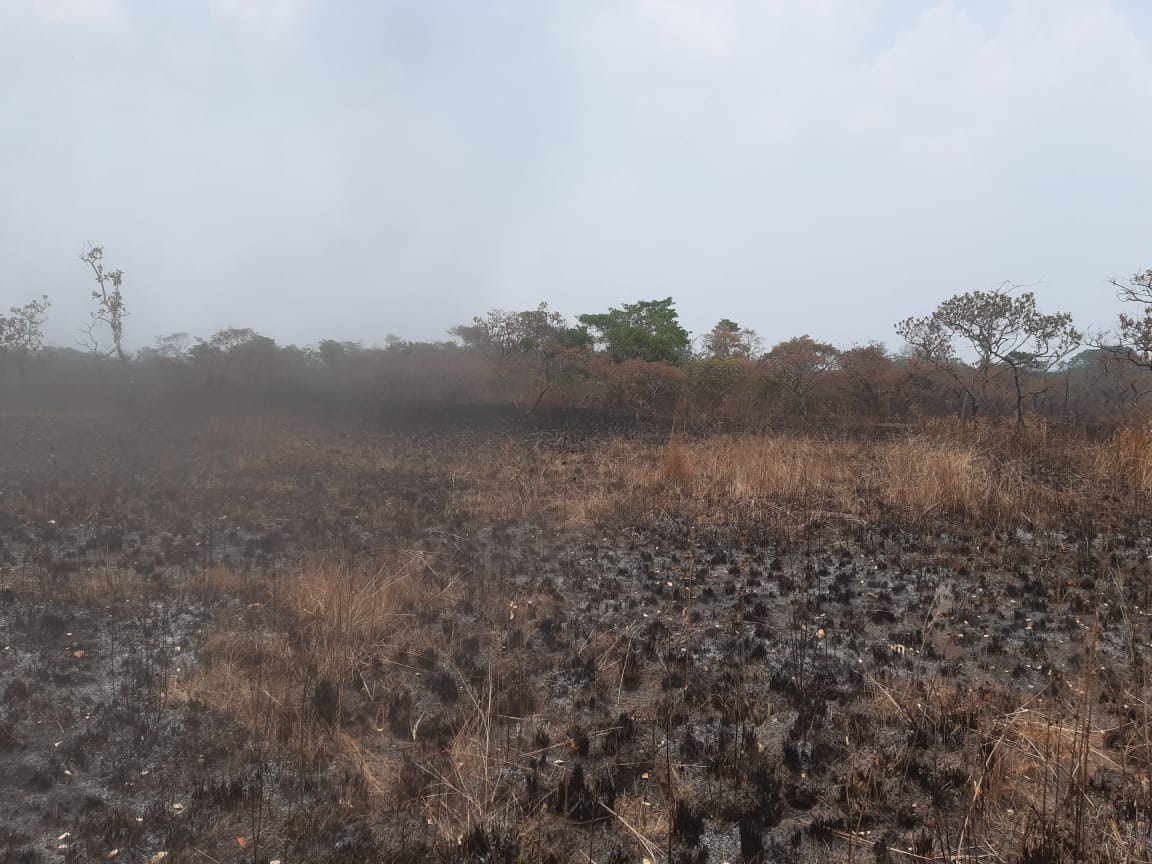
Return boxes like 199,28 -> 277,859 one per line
418,675 -> 519,847
879,437 -> 1009,522
969,706 -> 1130,861
978,710 -> 1112,806
692,435 -> 866,511
174,551 -> 456,767
59,566 -> 146,605
661,437 -> 693,489
1096,423 -> 1152,493
278,551 -> 449,683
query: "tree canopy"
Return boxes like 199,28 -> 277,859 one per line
896,286 -> 1080,426
703,319 -> 760,360
578,298 -> 690,365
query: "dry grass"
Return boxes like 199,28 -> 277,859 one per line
278,550 -> 451,682
454,428 -> 1092,531
1096,423 -> 1152,493
173,550 -> 458,768
45,564 -> 255,605
57,566 -> 145,604
864,667 -> 1145,863
419,672 -> 519,847
977,709 -> 1114,810
967,705 -> 1137,863
124,415 -> 1152,537
112,416 -> 1152,861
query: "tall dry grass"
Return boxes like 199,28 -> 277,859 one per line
1096,423 -> 1152,493
173,550 -> 457,768
457,428 -> 1093,531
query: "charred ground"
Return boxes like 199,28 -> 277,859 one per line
1,410 -> 1150,864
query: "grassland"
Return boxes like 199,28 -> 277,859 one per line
1,410 -> 1151,863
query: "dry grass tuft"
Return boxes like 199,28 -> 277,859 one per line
173,550 -> 456,767
60,567 -> 145,605
661,437 -> 693,489
979,709 -> 1117,810
419,672 -> 516,846
879,437 -> 1006,521
1097,423 -> 1152,493
279,551 -> 449,683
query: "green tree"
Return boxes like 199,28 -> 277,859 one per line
206,327 -> 259,352
578,298 -> 690,365
896,286 -> 1080,427
0,295 -> 51,382
317,339 -> 363,365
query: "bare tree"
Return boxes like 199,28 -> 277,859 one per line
79,245 -> 128,361
895,314 -> 980,419
897,285 -> 1080,427
451,303 -> 587,414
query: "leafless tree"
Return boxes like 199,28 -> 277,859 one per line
79,245 -> 128,361
452,303 -> 586,414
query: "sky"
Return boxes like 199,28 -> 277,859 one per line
2,0 -> 1151,353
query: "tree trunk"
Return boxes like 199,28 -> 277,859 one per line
1012,366 -> 1025,429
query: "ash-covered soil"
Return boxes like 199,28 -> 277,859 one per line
1,412 -> 1149,864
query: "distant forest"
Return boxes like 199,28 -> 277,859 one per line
3,248 -> 1152,426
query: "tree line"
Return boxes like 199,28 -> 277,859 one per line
2,246 -> 1151,425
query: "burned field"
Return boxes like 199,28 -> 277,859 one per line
1,411 -> 1151,864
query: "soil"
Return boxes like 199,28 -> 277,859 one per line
1,411 -> 1149,864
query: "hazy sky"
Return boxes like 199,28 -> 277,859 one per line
3,0 -> 1151,352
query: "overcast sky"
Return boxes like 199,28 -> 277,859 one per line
2,0 -> 1150,352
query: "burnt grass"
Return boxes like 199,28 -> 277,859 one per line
1,410 -> 1151,864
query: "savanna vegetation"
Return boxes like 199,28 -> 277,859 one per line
2,254 -> 1152,863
